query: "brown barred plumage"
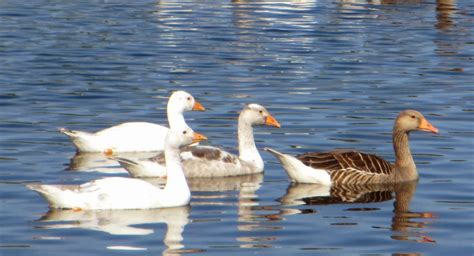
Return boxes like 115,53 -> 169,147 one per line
296,151 -> 394,184
265,110 -> 438,185
298,182 -> 395,205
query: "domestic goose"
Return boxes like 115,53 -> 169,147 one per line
27,128 -> 207,210
265,110 -> 438,185
114,103 -> 281,178
60,90 -> 205,153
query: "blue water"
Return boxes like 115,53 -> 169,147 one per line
1,0 -> 473,255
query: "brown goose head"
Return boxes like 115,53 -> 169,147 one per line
394,110 -> 439,134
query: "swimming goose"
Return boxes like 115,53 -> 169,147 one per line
59,90 -> 205,153
114,103 -> 281,178
27,128 -> 207,210
265,110 -> 438,185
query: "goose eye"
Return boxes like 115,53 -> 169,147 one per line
411,115 -> 416,119
187,97 -> 191,101
259,110 -> 263,114
182,131 -> 187,135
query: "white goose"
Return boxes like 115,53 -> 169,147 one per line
114,104 -> 281,178
27,128 -> 207,210
60,90 -> 205,153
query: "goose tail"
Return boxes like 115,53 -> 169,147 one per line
264,147 -> 286,158
26,183 -> 75,209
112,157 -> 148,178
58,127 -> 104,152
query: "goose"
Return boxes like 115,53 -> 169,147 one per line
265,110 -> 438,185
113,103 -> 281,178
27,127 -> 207,210
59,90 -> 205,153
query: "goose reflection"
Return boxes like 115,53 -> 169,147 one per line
436,0 -> 457,31
33,174 -> 265,253
277,181 -> 436,243
35,206 -> 190,253
176,174 -> 276,249
65,152 -> 158,174
390,182 -> 436,243
190,174 -> 264,230
141,173 -> 263,193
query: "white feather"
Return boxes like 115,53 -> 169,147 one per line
28,128 -> 199,209
265,147 -> 332,185
60,91 -> 202,152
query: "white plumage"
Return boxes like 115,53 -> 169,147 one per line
59,90 -> 205,153
27,128 -> 207,210
114,104 -> 281,178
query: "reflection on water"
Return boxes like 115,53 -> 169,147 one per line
390,182 -> 436,244
436,0 -> 457,31
66,152 -> 158,174
36,206 -> 190,254
276,181 -> 436,244
31,169 -> 437,252
1,0 -> 471,254
33,174 -> 267,252
434,0 -> 463,59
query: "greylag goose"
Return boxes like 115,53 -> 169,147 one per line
59,90 -> 205,153
265,110 -> 438,185
114,103 -> 281,178
27,127 -> 207,210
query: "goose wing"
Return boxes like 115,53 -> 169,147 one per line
297,151 -> 393,184
297,151 -> 392,174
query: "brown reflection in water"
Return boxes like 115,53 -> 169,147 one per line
391,182 -> 436,243
277,181 -> 436,244
436,0 -> 457,31
433,0 -> 463,58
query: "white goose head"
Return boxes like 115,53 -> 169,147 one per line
237,103 -> 280,172
168,91 -> 205,114
166,127 -> 208,150
239,103 -> 281,128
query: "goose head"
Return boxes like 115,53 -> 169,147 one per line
166,127 -> 208,149
239,103 -> 281,128
168,91 -> 205,113
394,110 -> 439,134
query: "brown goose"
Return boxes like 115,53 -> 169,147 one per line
265,110 -> 439,185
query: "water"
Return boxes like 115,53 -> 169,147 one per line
1,0 -> 473,255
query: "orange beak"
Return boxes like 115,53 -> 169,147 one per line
265,114 -> 281,128
418,118 -> 439,134
103,148 -> 115,156
192,100 -> 205,111
192,132 -> 208,143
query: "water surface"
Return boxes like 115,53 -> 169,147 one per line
1,0 -> 473,255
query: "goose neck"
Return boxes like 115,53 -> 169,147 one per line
167,103 -> 187,129
164,145 -> 189,192
392,128 -> 416,174
237,116 -> 263,170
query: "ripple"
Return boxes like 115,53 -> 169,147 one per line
1,0 -> 472,255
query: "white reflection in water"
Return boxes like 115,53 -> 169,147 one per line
188,174 -> 282,249
232,0 -> 318,40
36,206 -> 190,253
66,151 -> 158,174
34,174 -> 270,251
